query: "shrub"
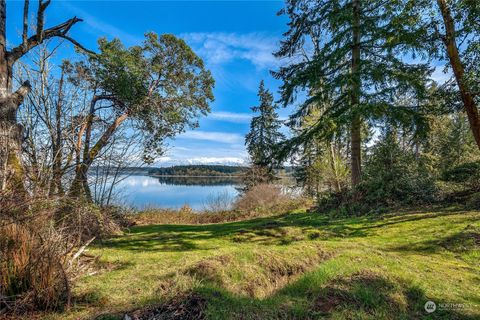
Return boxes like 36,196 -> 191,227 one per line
54,199 -> 123,241
318,133 -> 438,215
130,184 -> 307,225
234,184 -> 286,212
443,161 -> 480,191
466,192 -> 480,210
0,193 -> 118,314
0,223 -> 71,312
234,183 -> 307,216
202,190 -> 235,213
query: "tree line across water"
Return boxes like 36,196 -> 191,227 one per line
148,165 -> 248,176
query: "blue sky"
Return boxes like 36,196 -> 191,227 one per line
7,0 -> 293,166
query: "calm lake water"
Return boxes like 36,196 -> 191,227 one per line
113,175 -> 242,210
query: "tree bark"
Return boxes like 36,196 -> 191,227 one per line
327,140 -> 341,192
437,0 -> 480,150
51,65 -> 65,195
70,101 -> 128,200
350,0 -> 362,186
0,1 -> 30,192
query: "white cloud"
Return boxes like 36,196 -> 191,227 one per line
158,157 -> 246,166
179,130 -> 244,144
209,111 -> 252,123
181,32 -> 281,69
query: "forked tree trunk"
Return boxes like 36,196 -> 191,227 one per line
70,109 -> 128,201
350,0 -> 362,186
437,0 -> 480,150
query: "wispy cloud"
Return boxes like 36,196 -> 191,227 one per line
181,32 -> 281,70
209,111 -> 252,123
61,2 -> 142,45
179,130 -> 244,144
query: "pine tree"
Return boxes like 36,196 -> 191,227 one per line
245,80 -> 285,178
274,0 -> 432,186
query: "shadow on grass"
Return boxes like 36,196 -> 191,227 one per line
97,270 -> 477,320
390,225 -> 480,256
97,212 -> 370,252
197,271 -> 476,319
97,208 -> 475,253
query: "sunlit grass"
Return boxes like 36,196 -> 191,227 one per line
51,207 -> 479,319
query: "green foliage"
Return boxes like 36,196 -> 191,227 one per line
242,165 -> 276,190
294,138 -> 350,197
274,0 -> 432,160
466,192 -> 480,210
418,0 -> 479,91
424,114 -> 480,175
362,131 -> 437,205
76,33 -> 215,162
443,161 -> 480,190
245,81 -> 285,172
319,130 -> 438,214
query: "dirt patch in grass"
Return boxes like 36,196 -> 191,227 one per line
256,246 -> 328,278
126,292 -> 207,320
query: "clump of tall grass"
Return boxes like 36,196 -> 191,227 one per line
0,192 -> 122,315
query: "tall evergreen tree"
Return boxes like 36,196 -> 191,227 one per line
245,80 -> 285,174
274,0 -> 432,186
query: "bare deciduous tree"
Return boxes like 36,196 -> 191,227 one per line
0,0 -> 91,193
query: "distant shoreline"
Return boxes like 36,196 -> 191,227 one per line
150,174 -> 243,178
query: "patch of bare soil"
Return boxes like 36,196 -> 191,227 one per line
127,293 -> 207,320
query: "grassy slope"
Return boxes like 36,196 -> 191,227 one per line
57,208 -> 479,319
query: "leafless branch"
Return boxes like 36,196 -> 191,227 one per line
22,0 -> 29,48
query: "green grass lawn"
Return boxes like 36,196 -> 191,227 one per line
53,207 -> 479,319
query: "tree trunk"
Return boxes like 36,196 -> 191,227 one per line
328,140 -> 341,192
70,162 -> 92,200
70,108 -> 128,201
51,66 -> 65,195
437,0 -> 480,150
0,0 -> 87,194
350,0 -> 362,186
0,1 -> 29,194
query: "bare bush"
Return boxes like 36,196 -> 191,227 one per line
55,199 -> 123,242
234,184 -> 288,213
202,190 -> 235,213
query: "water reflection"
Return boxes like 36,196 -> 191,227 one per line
114,175 -> 242,210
